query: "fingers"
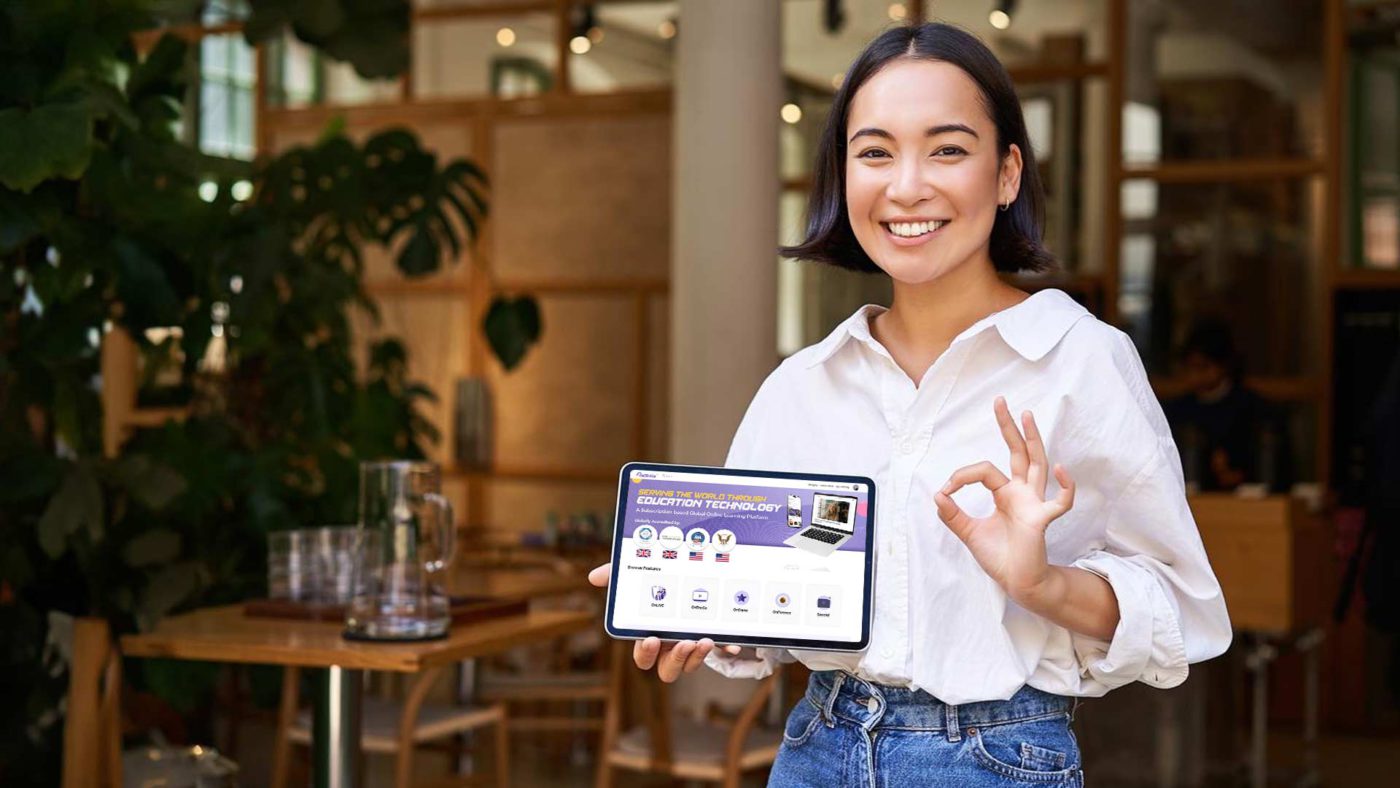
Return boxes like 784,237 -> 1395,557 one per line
634,637 -> 661,670
934,487 -> 974,541
656,638 -> 714,683
994,397 -> 1029,481
1021,410 -> 1048,494
943,460 -> 1010,495
1045,464 -> 1077,519
587,563 -> 611,588
722,644 -> 742,655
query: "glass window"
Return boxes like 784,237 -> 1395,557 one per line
1117,179 -> 1320,379
1123,0 -> 1324,163
571,2 -> 676,94
413,12 -> 558,99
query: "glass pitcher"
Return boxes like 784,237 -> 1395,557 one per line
344,461 -> 455,640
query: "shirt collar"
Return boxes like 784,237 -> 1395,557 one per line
802,288 -> 1091,369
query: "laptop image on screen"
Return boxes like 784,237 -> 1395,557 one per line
783,493 -> 858,557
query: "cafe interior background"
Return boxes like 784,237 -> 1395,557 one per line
5,0 -> 1400,785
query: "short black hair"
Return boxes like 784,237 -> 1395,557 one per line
781,23 -> 1056,274
1181,319 -> 1241,374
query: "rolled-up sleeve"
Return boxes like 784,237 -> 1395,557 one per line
1062,331 -> 1233,693
704,646 -> 792,679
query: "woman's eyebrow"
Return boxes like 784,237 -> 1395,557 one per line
848,123 -> 980,143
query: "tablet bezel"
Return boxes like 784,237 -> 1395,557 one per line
603,461 -> 876,652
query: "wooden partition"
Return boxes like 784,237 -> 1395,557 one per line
263,91 -> 673,536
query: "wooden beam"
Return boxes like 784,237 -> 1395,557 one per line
1104,0 -> 1125,326
260,88 -> 672,132
1320,0 -> 1345,489
554,0 -> 573,94
1123,158 -> 1325,183
492,278 -> 668,295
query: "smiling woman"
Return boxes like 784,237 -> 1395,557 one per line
782,24 -> 1056,277
589,21 -> 1232,788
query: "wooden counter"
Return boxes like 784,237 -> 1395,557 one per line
1189,494 -> 1327,634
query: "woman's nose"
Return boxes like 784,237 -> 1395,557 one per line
886,158 -> 934,206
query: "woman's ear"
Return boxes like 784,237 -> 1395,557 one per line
1000,143 -> 1024,205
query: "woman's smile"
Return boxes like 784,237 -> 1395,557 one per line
882,218 -> 951,246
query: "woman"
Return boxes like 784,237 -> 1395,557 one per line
589,22 -> 1230,786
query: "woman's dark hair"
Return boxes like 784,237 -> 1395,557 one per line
781,23 -> 1056,274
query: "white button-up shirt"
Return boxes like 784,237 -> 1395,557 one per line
704,289 -> 1232,704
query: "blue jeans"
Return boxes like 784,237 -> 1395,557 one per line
769,671 -> 1084,787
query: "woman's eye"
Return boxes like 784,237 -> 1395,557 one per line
856,149 -> 889,159
933,146 -> 965,157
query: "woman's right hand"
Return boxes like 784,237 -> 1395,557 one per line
588,563 -> 744,683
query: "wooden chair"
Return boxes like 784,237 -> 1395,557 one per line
61,617 -> 124,788
594,641 -> 782,788
271,665 -> 510,788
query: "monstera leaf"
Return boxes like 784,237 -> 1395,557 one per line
0,101 -> 94,192
483,295 -> 542,372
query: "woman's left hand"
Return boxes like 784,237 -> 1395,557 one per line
934,396 -> 1076,606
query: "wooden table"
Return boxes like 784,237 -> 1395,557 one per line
121,605 -> 595,788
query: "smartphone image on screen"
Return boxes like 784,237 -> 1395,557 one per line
787,494 -> 802,527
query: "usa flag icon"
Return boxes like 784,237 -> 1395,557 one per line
715,552 -> 730,563
635,548 -> 651,558
689,551 -> 703,561
662,550 -> 677,559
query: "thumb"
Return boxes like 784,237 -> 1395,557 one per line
587,563 -> 611,588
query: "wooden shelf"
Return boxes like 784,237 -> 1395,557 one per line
1122,157 -> 1324,183
493,278 -> 668,296
1333,267 -> 1400,290
365,278 -> 473,296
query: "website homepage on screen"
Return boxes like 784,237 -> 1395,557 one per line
610,467 -> 871,645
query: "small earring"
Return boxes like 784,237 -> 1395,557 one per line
999,200 -> 1010,212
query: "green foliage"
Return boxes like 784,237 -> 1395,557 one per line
243,0 -> 411,80
0,1 -> 531,781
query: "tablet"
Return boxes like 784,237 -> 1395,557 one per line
604,461 -> 876,652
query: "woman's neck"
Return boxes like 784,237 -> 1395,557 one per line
871,257 -> 1027,386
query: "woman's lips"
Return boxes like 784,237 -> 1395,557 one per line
882,220 -> 949,247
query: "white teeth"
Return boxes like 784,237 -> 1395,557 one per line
887,220 -> 946,237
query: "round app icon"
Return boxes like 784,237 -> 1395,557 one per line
658,526 -> 684,547
711,528 -> 737,553
774,592 -> 791,609
733,590 -> 750,606
634,526 -> 655,542
684,527 -> 710,550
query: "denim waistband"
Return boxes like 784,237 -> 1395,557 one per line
805,670 -> 1073,736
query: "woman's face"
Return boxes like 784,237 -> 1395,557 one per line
844,58 -> 1021,285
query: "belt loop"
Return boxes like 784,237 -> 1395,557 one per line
822,672 -> 846,727
944,700 -> 961,743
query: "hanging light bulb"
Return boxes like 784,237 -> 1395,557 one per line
989,0 -> 1016,30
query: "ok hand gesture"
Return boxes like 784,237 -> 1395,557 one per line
934,397 -> 1076,606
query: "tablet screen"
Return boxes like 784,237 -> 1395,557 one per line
605,462 -> 875,651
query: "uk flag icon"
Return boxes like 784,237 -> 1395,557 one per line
635,548 -> 651,558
